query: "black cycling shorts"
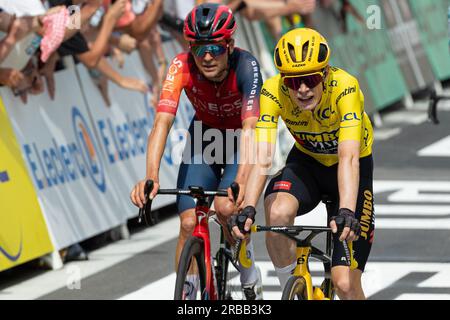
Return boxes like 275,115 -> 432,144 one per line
265,147 -> 375,272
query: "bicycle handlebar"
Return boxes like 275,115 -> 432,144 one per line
253,225 -> 332,234
138,180 -> 239,225
156,188 -> 229,197
252,224 -> 352,267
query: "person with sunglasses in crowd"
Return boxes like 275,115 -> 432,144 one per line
231,28 -> 375,300
130,3 -> 263,300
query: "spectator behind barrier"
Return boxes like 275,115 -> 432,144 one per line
49,0 -> 126,69
210,0 -> 318,44
0,2 -> 68,102
85,0 -> 166,107
0,0 -> 162,105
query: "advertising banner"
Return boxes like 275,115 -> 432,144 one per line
1,69 -> 134,250
0,97 -> 53,271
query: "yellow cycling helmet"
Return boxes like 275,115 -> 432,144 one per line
274,28 -> 330,75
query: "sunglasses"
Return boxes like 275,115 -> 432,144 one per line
282,72 -> 324,90
190,42 -> 228,58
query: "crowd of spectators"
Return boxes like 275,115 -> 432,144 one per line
0,0 -> 363,109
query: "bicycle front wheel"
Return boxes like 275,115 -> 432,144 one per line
282,276 -> 308,300
174,237 -> 207,300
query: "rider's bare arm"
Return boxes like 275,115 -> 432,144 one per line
244,141 -> 276,207
333,75 -> 364,241
335,75 -> 364,213
233,116 -> 259,205
337,140 -> 360,213
145,112 -> 175,188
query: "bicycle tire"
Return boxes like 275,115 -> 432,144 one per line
282,276 -> 308,300
174,237 -> 207,300
215,232 -> 242,300
222,243 -> 241,300
215,248 -> 231,300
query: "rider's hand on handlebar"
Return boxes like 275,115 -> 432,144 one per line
230,206 -> 256,240
330,208 -> 360,242
130,179 -> 159,208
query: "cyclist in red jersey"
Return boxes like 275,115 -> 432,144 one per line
130,3 -> 263,299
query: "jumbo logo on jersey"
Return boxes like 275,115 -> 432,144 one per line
360,189 -> 374,242
291,129 -> 339,154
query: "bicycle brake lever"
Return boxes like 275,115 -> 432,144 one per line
139,179 -> 154,225
230,181 -> 240,203
236,214 -> 248,234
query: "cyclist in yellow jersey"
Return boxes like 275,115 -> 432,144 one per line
231,28 -> 375,300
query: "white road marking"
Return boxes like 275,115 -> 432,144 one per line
116,261 -> 450,300
120,273 -> 177,300
418,135 -> 450,157
375,181 -> 450,203
396,294 -> 450,300
374,128 -> 402,141
0,216 -> 180,300
375,205 -> 450,215
382,111 -> 428,125
297,181 -> 450,229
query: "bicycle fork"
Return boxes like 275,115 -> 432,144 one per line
294,247 -> 330,300
192,203 -> 218,300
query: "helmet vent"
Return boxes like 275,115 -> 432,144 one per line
275,48 -> 282,67
227,19 -> 235,30
187,15 -> 194,32
287,43 -> 297,62
215,12 -> 228,31
302,41 -> 309,62
318,44 -> 329,63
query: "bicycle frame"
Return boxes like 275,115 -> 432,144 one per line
252,225 -> 335,300
193,197 -> 249,300
191,196 -> 218,300
292,231 -> 333,300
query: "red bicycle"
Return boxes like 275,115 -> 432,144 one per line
139,180 -> 249,300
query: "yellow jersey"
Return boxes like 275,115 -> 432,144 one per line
256,67 -> 373,167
